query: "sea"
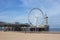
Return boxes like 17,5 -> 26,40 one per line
49,28 -> 60,31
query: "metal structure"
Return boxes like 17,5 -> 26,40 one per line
28,8 -> 49,31
28,8 -> 45,27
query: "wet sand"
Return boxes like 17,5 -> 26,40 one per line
0,31 -> 60,40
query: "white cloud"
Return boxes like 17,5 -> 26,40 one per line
14,14 -> 28,23
46,0 -> 60,17
20,0 -> 60,17
0,16 -> 7,19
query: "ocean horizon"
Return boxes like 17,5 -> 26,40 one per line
49,28 -> 60,31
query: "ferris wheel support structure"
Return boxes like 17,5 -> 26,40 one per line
28,8 -> 49,31
28,8 -> 45,27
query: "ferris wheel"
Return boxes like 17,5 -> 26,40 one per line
28,8 -> 45,27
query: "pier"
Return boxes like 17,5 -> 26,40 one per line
0,22 -> 49,32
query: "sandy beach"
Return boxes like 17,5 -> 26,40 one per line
0,31 -> 60,40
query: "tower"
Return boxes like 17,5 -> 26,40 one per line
44,13 -> 49,31
44,13 -> 48,25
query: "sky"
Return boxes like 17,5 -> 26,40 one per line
0,0 -> 60,28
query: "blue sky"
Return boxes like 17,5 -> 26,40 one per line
0,0 -> 60,28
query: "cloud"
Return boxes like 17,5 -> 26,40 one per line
0,15 -> 11,22
19,0 -> 41,7
46,0 -> 60,17
0,0 -> 60,16
19,0 -> 60,17
14,14 -> 28,23
0,16 -> 7,19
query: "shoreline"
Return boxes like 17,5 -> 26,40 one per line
0,31 -> 60,34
